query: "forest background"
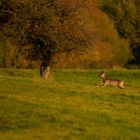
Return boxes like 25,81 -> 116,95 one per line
0,0 -> 139,69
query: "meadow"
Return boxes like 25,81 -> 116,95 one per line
0,68 -> 140,140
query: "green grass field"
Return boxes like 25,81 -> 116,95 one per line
0,68 -> 140,140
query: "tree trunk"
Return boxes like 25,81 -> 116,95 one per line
40,61 -> 50,80
40,50 -> 52,80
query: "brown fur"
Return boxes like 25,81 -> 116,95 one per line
98,71 -> 124,89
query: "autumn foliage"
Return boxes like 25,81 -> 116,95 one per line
0,0 -> 132,69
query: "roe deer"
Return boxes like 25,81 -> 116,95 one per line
98,71 -> 124,89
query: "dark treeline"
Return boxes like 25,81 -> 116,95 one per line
101,0 -> 140,66
0,0 -> 139,74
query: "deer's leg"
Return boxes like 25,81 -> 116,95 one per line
119,82 -> 125,89
97,83 -> 105,87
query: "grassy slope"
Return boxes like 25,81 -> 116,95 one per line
0,68 -> 140,140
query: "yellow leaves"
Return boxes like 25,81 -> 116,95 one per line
0,0 -> 132,68
92,49 -> 100,62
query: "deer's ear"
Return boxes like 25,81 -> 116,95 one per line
101,71 -> 104,74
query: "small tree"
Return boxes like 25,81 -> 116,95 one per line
0,0 -> 95,79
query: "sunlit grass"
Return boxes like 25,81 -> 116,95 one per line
0,68 -> 140,140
